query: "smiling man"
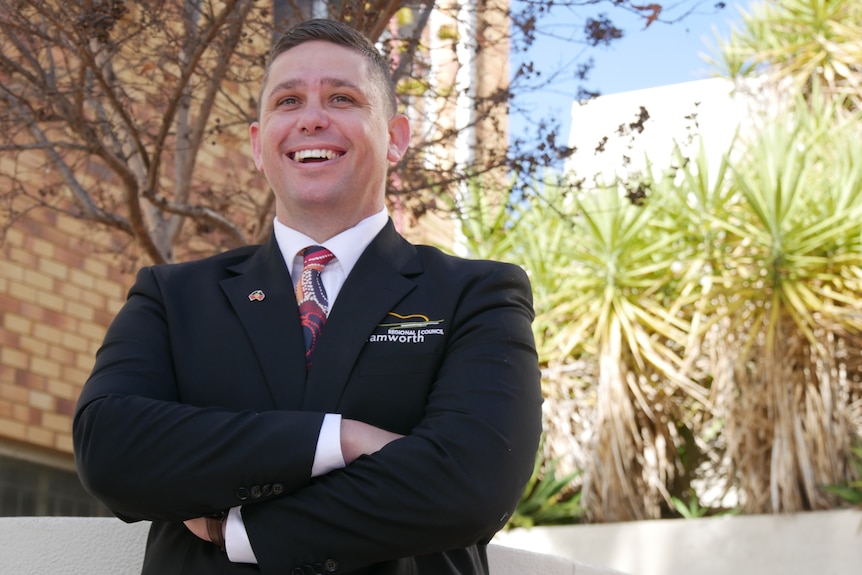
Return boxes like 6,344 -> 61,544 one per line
73,19 -> 542,575
250,28 -> 410,242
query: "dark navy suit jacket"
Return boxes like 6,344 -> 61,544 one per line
74,220 -> 543,575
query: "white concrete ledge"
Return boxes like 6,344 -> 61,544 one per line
0,516 -> 627,574
494,509 -> 862,575
0,516 -> 148,574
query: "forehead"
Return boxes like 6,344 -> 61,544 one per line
264,41 -> 372,93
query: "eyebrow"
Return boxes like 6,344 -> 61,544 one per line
266,77 -> 365,99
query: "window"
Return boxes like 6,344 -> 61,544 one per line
0,454 -> 111,517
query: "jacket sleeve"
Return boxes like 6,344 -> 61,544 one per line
243,262 -> 544,574
73,266 -> 324,522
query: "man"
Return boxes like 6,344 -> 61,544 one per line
74,18 -> 542,575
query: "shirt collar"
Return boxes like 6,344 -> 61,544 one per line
273,207 -> 389,278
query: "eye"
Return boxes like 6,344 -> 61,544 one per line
273,95 -> 302,108
332,94 -> 354,104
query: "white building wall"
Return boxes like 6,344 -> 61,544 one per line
564,78 -> 760,185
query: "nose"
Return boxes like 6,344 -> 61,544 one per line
297,101 -> 329,134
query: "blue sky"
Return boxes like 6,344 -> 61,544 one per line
510,1 -> 748,142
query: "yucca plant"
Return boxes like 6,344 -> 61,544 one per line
702,95 -> 862,512
712,0 -> 862,112
657,139 -> 745,511
542,178 -> 712,521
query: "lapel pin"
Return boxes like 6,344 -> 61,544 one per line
248,289 -> 265,302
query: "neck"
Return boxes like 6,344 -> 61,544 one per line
275,204 -> 382,243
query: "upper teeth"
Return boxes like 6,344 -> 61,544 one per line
294,149 -> 340,162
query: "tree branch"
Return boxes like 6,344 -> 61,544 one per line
4,94 -> 132,233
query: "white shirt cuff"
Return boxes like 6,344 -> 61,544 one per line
312,413 -> 346,477
225,506 -> 257,564
224,413 -> 344,564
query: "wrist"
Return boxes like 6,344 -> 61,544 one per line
206,513 -> 227,551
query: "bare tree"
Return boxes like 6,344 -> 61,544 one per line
0,0 -> 712,264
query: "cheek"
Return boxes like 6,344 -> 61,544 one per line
258,130 -> 288,172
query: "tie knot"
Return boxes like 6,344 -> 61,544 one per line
302,245 -> 334,268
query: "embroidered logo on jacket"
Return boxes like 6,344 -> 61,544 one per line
368,312 -> 445,344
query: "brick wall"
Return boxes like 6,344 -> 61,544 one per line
0,207 -> 132,460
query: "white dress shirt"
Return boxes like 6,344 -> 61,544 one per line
225,208 -> 390,563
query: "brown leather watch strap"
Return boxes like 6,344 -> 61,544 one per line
206,514 -> 227,551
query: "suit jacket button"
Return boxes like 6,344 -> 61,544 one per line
273,483 -> 284,495
324,558 -> 338,572
250,485 -> 262,499
262,484 -> 272,497
236,487 -> 249,501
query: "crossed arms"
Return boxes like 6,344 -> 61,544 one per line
73,257 -> 543,573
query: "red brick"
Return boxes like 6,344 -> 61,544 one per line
53,245 -> 86,269
0,363 -> 14,379
15,370 -> 47,391
12,403 -> 41,425
94,308 -> 117,327
0,293 -> 22,313
55,397 -> 77,416
0,328 -> 21,349
48,345 -> 76,365
17,301 -> 47,322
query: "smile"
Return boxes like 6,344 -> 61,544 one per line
290,148 -> 344,163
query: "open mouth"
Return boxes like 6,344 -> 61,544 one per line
290,148 -> 344,163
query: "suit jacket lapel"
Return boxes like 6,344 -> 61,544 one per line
220,236 -> 308,409
302,221 -> 421,411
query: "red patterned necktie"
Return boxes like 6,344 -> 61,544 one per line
295,246 -> 335,370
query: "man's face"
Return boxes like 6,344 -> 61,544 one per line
250,41 -> 409,238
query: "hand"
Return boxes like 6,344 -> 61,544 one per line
184,516 -> 226,550
340,419 -> 404,464
183,517 -> 211,541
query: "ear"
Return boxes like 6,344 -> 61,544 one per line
386,114 -> 411,163
249,121 -> 264,172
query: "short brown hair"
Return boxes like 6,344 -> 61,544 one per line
261,19 -> 397,117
